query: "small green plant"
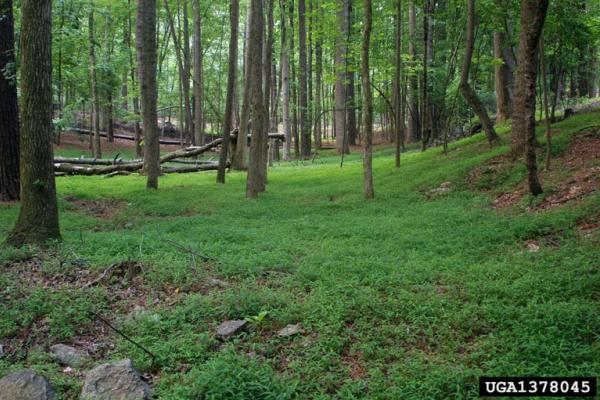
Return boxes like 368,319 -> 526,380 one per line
245,310 -> 269,324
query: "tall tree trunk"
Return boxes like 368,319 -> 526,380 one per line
164,0 -> 193,146
539,36 -> 552,171
126,0 -> 143,157
512,0 -> 549,195
407,1 -> 420,142
261,0 -> 274,182
6,0 -> 61,246
0,0 -> 20,201
106,91 -> 114,142
361,0 -> 374,199
314,0 -> 323,149
89,4 -> 102,159
459,0 -> 499,145
421,0 -> 430,150
246,0 -> 267,198
193,0 -> 204,145
232,3 -> 251,170
216,0 -> 239,183
394,0 -> 403,168
334,0 -> 350,154
137,0 -> 160,189
298,0 -> 310,158
280,0 -> 292,160
493,31 -> 512,123
347,73 -> 358,146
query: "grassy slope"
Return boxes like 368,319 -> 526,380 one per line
1,111 -> 599,399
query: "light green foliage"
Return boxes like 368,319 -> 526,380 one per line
1,111 -> 599,398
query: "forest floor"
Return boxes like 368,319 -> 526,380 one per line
1,110 -> 599,399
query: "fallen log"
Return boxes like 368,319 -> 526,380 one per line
162,163 -> 224,173
54,156 -> 140,165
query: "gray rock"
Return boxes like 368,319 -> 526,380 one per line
216,320 -> 247,340
81,359 -> 151,400
0,344 -> 4,358
277,324 -> 303,338
0,370 -> 55,400
207,278 -> 229,288
50,344 -> 89,368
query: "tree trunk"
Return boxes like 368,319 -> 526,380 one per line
421,0 -> 430,150
493,31 -> 512,123
193,0 -> 204,146
232,3 -> 252,170
280,0 -> 292,160
512,0 -> 549,196
126,0 -> 143,158
216,0 -> 239,183
539,36 -> 552,171
137,0 -> 160,189
261,0 -> 275,182
0,0 -> 20,201
347,73 -> 358,146
361,0 -> 374,200
246,0 -> 267,198
6,0 -> 61,246
334,0 -> 350,154
407,1 -> 420,142
89,4 -> 102,159
459,0 -> 499,145
394,0 -> 403,168
298,0 -> 310,158
314,0 -> 323,150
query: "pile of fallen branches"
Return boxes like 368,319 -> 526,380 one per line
55,131 -> 284,176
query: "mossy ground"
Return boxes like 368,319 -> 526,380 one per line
1,111 -> 599,399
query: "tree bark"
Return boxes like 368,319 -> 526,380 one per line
298,0 -> 310,158
334,0 -> 350,154
511,0 -> 549,195
280,0 -> 292,160
314,0 -> 323,150
231,2 -> 251,170
137,0 -> 160,189
361,0 -> 374,199
459,0 -> 499,145
6,0 -> 61,246
246,0 -> 267,198
407,1 -> 420,143
89,4 -> 102,159
0,0 -> 20,201
539,36 -> 552,171
394,0 -> 403,168
493,31 -> 512,123
216,0 -> 239,183
193,0 -> 204,145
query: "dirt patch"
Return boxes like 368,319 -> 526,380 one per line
65,195 -> 126,219
577,214 -> 600,237
468,154 -> 514,192
341,347 -> 367,380
477,129 -> 600,210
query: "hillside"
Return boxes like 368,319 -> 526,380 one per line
1,111 -> 599,399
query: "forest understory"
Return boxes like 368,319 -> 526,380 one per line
1,109 -> 598,399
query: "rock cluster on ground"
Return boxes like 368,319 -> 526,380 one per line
277,324 -> 303,337
50,344 -> 90,369
0,359 -> 150,400
0,370 -> 55,400
216,320 -> 248,340
81,359 -> 151,400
